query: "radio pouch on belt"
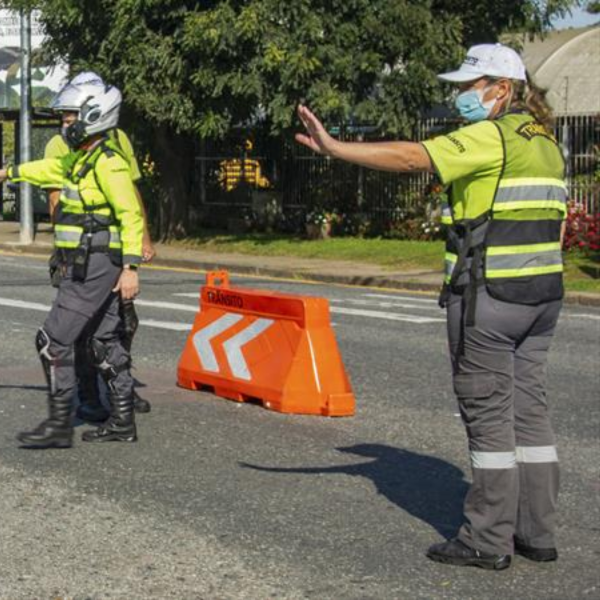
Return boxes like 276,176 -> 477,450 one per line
72,231 -> 92,281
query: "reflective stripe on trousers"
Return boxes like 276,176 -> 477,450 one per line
447,286 -> 562,554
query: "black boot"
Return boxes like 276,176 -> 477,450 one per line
17,394 -> 73,449
81,394 -> 137,443
76,376 -> 109,423
426,538 -> 511,570
75,340 -> 109,423
514,538 -> 558,562
133,388 -> 151,413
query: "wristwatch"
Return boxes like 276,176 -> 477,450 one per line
123,264 -> 139,272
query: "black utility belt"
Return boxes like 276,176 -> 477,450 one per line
60,245 -> 110,259
57,247 -> 122,266
449,278 -> 486,295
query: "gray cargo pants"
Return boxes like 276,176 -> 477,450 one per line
447,286 -> 561,555
42,253 -> 133,405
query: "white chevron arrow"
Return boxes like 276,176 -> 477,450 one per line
193,313 -> 244,372
222,318 -> 275,380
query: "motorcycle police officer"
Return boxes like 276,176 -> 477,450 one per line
44,71 -> 154,423
0,77 -> 144,448
295,44 -> 564,569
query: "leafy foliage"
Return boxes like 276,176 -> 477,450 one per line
564,201 -> 600,254
1,0 -> 580,237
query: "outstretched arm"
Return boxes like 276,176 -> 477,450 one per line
295,105 -> 433,174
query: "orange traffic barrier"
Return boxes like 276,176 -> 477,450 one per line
177,271 -> 355,416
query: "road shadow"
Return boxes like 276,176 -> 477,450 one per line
241,443 -> 468,538
0,384 -> 46,391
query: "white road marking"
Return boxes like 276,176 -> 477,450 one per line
330,306 -> 444,324
0,298 -> 49,312
135,299 -> 198,312
138,319 -> 191,331
329,297 -> 441,311
0,297 -> 193,332
174,292 -> 443,322
0,257 -> 49,271
364,293 -> 438,304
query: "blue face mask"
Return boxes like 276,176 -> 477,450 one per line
455,87 -> 496,122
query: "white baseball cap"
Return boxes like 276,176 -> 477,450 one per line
438,43 -> 527,83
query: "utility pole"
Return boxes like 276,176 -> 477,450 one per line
19,9 -> 34,244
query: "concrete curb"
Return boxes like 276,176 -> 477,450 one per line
1,241 -> 598,307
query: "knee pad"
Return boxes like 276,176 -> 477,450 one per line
35,327 -> 57,392
90,338 -> 129,384
35,327 -> 53,358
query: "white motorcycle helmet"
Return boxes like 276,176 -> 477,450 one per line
51,74 -> 122,147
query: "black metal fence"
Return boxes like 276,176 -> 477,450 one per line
193,114 -> 599,231
555,114 -> 599,212
1,113 -> 598,228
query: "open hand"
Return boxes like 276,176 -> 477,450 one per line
295,105 -> 337,156
113,269 -> 139,301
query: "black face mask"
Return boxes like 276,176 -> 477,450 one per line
64,120 -> 88,149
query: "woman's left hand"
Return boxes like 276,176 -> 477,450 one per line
113,268 -> 139,300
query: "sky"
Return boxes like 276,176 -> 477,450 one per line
552,5 -> 599,29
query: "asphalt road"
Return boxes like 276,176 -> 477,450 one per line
0,252 -> 598,600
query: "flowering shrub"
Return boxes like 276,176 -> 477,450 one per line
383,216 -> 442,240
427,181 -> 448,207
382,184 -> 445,241
563,201 -> 600,254
331,212 -> 371,237
305,207 -> 338,227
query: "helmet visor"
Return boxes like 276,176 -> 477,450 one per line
50,82 -> 96,112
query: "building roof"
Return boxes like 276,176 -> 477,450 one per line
520,26 -> 600,115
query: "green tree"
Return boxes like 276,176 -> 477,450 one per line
1,0 -> 580,238
586,0 -> 600,13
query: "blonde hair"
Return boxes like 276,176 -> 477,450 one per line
510,73 -> 555,132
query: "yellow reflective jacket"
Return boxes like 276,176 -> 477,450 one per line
8,137 -> 143,264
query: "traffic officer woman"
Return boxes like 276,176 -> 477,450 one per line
0,77 -> 144,448
44,71 -> 154,423
296,44 -> 565,570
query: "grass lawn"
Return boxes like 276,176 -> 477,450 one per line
172,232 -> 445,271
563,253 -> 600,293
173,232 -> 600,293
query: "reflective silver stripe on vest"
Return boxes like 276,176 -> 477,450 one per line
470,451 -> 516,469
54,229 -> 83,243
516,446 -> 558,463
55,229 -> 121,247
441,202 -> 453,224
62,186 -> 81,201
444,253 -> 457,282
486,249 -> 563,272
495,185 -> 567,204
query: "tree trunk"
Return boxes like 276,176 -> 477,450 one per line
151,125 -> 195,240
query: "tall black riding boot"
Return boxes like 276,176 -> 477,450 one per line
133,388 -> 151,413
81,394 -> 137,443
17,394 -> 73,449
75,338 -> 109,423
